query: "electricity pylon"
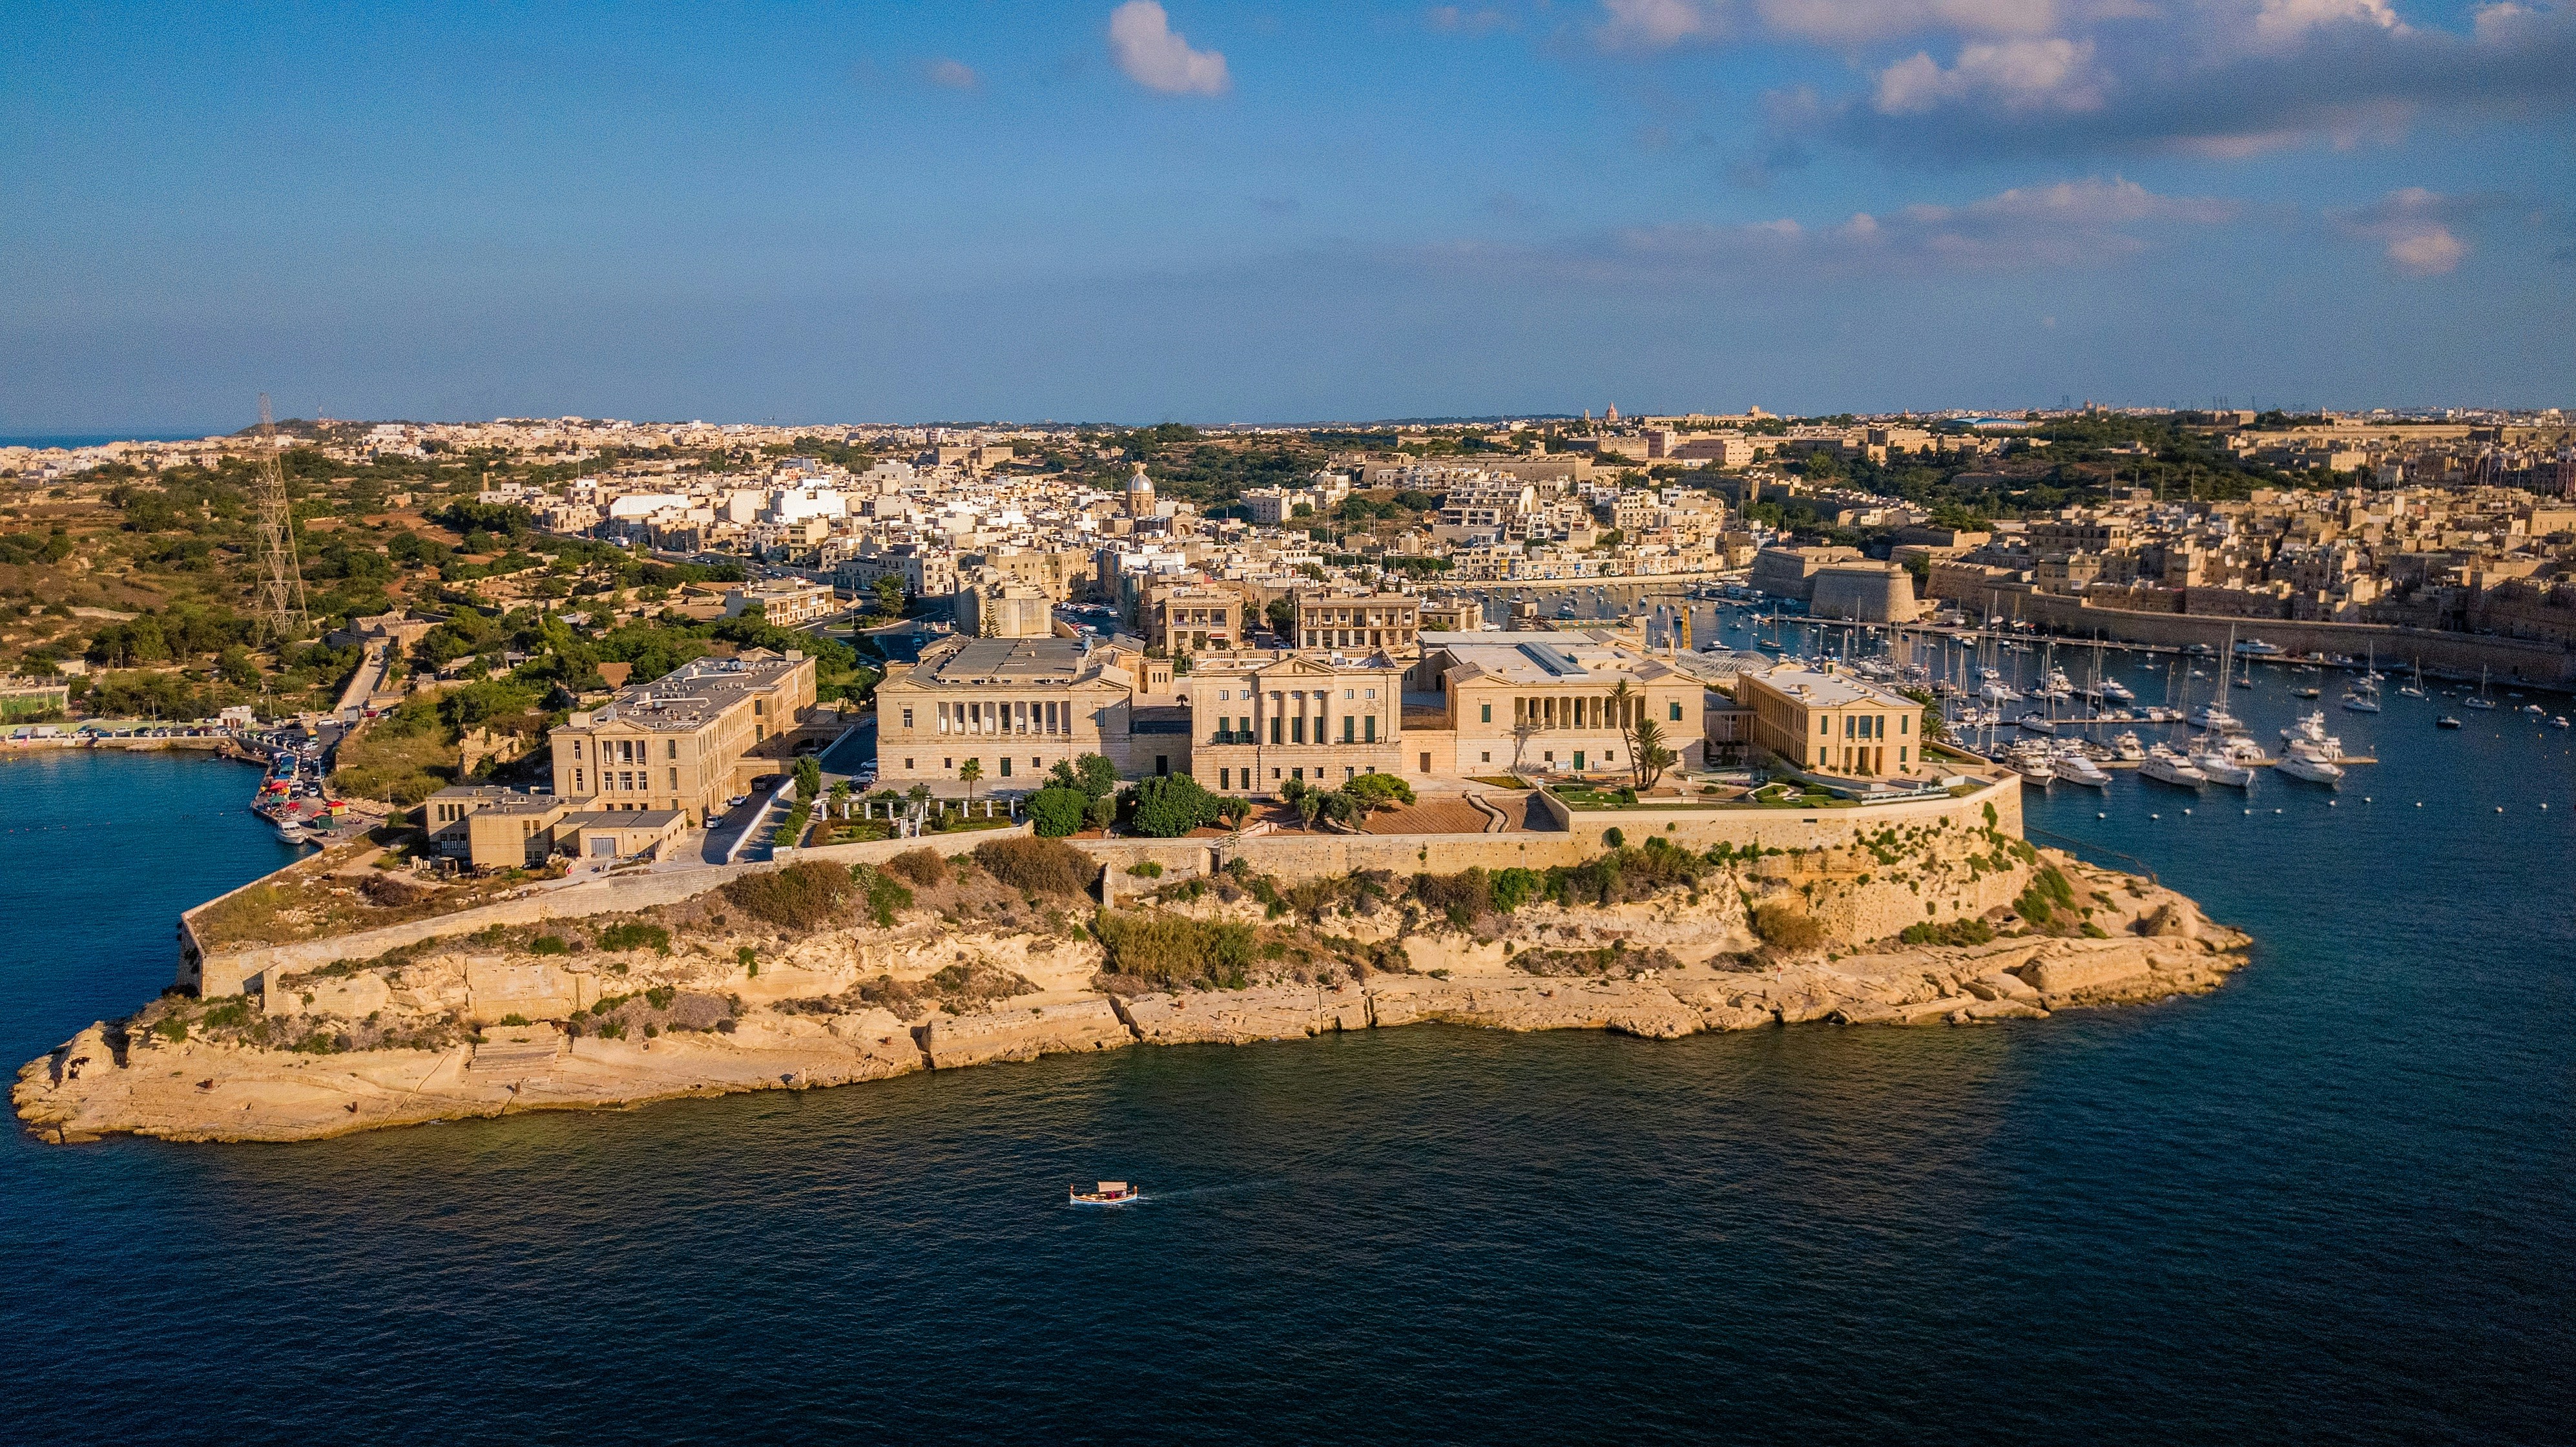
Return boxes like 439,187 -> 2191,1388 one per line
250,393 -> 309,640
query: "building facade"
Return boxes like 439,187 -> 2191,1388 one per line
1178,653 -> 1406,793
547,650 -> 817,823
1734,663 -> 1921,776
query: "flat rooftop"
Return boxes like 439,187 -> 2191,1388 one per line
562,651 -> 805,733
1747,663 -> 1915,709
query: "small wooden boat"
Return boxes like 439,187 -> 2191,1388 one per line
1070,1180 -> 1138,1205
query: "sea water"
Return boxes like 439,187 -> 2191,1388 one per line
0,694 -> 2567,1442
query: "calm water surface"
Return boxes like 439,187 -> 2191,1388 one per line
1,686 -> 2568,1442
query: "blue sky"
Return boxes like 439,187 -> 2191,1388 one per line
5,0 -> 2570,431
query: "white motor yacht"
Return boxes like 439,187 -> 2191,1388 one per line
2340,691 -> 2380,713
2279,711 -> 2343,755
2016,712 -> 2057,734
2006,743 -> 2055,786
2140,746 -> 2207,788
2275,740 -> 2344,786
2193,748 -> 2255,787
2191,702 -> 2241,731
2111,731 -> 2146,761
2051,751 -> 2112,788
2096,678 -> 2136,705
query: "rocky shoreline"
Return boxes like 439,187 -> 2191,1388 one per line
16,846 -> 2249,1146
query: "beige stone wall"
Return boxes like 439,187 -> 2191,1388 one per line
186,826 -> 1031,998
181,778 -> 2019,997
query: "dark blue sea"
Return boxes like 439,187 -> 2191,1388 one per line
0,433 -> 209,451
2,657 -> 2570,1442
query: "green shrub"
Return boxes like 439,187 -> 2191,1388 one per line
883,848 -> 948,888
855,866 -> 913,926
1126,860 -> 1163,879
1751,903 -> 1827,952
498,1012 -> 530,1026
154,1017 -> 186,1043
1898,918 -> 1996,947
1344,772 -> 1415,811
1412,868 -> 1494,930
1124,774 -> 1217,838
1091,910 -> 1256,990
1490,866 -> 1542,912
974,836 -> 1096,895
529,934 -> 570,955
596,921 -> 672,954
1028,786 -> 1088,838
1604,826 -> 1626,849
722,859 -> 852,928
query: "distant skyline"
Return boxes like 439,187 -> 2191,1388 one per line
6,1 -> 2571,433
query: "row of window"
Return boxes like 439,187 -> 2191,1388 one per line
572,736 -> 678,763
1209,687 -> 1379,703
926,700 -> 1073,735
572,767 -> 680,794
1482,696 -> 1686,727
1821,713 -> 1907,738
1210,714 -> 1380,745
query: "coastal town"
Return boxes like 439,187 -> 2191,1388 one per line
1,406 -> 2570,857
8,401 -> 2570,1143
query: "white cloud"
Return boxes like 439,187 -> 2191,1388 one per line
2384,225 -> 2465,273
1564,175 -> 2239,278
1108,2 -> 1231,95
2331,187 -> 2493,275
926,59 -> 978,90
1874,37 -> 2104,113
2249,0 -> 2405,50
1595,0 -> 1723,47
1758,0 -> 2064,43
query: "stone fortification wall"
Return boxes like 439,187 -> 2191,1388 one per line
187,826 -> 1031,997
182,779 -> 2019,997
1935,585 -> 2576,687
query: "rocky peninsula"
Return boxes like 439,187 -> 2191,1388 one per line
17,822 -> 2248,1145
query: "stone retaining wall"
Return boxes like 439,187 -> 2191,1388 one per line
182,778 -> 2019,997
1933,585 -> 2576,687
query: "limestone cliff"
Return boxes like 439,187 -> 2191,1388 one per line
16,834 -> 2247,1145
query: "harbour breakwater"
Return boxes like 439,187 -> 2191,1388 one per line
17,786 -> 2245,1144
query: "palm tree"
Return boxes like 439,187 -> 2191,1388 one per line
959,757 -> 982,804
1629,716 -> 1676,791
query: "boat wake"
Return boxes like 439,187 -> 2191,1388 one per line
1066,1179 -> 1283,1209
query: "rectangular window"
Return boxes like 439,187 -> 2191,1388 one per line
1220,768 -> 1230,789
1901,715 -> 1910,735
1899,747 -> 1908,764
1344,689 -> 1354,700
1480,703 -> 1492,724
574,769 -> 584,791
1364,715 -> 1376,744
905,759 -> 914,770
903,708 -> 914,728
1342,716 -> 1355,744
1820,718 -> 1830,736
1480,751 -> 1490,762
1001,758 -> 1012,777
1271,717 -> 1283,745
667,740 -> 678,760
1669,702 -> 1684,722
1293,716 -> 1305,744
